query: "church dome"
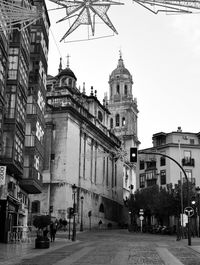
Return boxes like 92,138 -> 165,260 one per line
110,53 -> 131,79
57,67 -> 77,80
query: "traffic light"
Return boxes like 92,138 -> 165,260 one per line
191,196 -> 196,207
130,147 -> 137,163
49,205 -> 53,213
70,207 -> 74,215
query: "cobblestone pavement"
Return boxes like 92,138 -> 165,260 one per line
1,230 -> 200,265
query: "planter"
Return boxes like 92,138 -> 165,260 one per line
35,237 -> 50,249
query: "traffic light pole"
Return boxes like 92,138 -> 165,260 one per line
140,151 -> 191,246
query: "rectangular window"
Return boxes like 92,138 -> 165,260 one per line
16,89 -> 26,128
140,160 -> 145,170
5,88 -> 16,119
160,170 -> 166,185
8,48 -> 19,80
184,150 -> 191,160
160,156 -> 166,166
106,157 -> 109,186
14,132 -> 24,164
139,174 -> 145,188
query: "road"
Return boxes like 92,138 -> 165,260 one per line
1,229 -> 200,265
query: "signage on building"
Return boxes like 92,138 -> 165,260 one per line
0,166 -> 6,185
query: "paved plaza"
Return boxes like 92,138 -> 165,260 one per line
1,229 -> 200,265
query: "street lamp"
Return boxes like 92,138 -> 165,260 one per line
196,187 -> 200,237
71,184 -> 77,241
80,196 -> 84,231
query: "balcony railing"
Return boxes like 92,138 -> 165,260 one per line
182,158 -> 195,167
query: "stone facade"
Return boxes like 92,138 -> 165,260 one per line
31,59 -> 126,229
105,53 -> 140,203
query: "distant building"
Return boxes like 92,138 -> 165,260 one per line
0,0 -> 50,243
138,127 -> 200,189
31,58 -> 125,228
105,52 -> 140,203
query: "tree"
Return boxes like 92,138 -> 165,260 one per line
127,182 -> 194,226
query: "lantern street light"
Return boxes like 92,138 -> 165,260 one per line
80,196 -> 84,232
71,184 -> 77,241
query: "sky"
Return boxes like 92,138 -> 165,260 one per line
45,0 -> 200,150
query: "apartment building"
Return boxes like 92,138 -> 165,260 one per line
138,127 -> 200,189
0,0 -> 50,243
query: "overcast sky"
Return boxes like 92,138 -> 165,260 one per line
46,0 -> 200,149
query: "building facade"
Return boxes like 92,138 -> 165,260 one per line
0,0 -> 50,243
105,53 -> 140,202
138,127 -> 200,190
30,59 -> 125,229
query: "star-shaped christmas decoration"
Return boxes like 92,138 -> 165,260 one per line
49,0 -> 123,41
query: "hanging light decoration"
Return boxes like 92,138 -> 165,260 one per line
0,0 -> 42,32
48,0 -> 124,41
132,0 -> 200,14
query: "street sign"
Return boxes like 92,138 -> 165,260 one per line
0,166 -> 6,185
180,213 -> 188,226
139,209 -> 144,215
139,216 -> 144,221
184,207 -> 194,217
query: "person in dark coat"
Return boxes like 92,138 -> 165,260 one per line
50,221 -> 57,242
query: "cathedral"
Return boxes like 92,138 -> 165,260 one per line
30,53 -> 139,229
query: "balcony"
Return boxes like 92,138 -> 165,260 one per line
20,167 -> 42,194
145,160 -> 157,170
182,158 -> 195,167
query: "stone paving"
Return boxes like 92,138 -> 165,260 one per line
1,230 -> 200,265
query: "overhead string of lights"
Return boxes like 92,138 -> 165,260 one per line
0,0 -> 42,32
1,0 -> 200,41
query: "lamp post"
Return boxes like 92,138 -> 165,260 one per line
72,184 -> 77,241
80,196 -> 84,232
196,187 -> 200,237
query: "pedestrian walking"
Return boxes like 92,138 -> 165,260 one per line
50,221 -> 57,242
98,220 -> 102,229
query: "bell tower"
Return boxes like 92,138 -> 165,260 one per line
107,52 -> 140,150
105,52 -> 140,206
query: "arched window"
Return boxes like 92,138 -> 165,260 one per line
68,78 -> 72,86
98,111 -> 103,122
116,84 -> 120,94
122,117 -> 126,126
124,85 -> 127,95
61,77 -> 67,86
99,203 -> 104,213
116,114 -> 120,127
110,118 -> 113,129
